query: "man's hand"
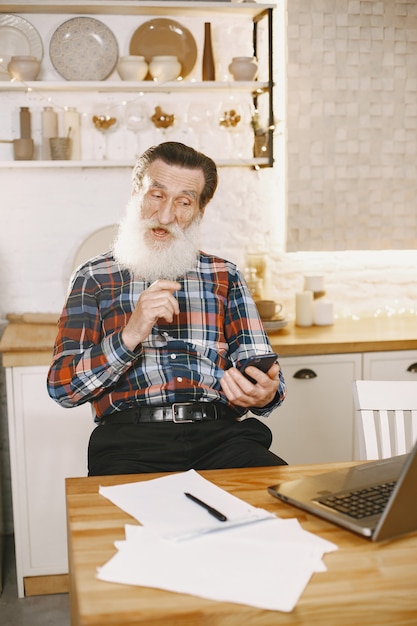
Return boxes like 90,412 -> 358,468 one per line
220,362 -> 280,408
122,280 -> 181,350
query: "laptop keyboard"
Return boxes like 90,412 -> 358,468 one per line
317,481 -> 397,519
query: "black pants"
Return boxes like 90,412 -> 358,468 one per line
88,417 -> 287,476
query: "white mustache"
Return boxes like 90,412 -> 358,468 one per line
145,221 -> 181,237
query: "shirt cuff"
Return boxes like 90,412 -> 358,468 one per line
102,331 -> 143,375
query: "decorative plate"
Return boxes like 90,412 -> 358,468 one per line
49,17 -> 118,81
261,318 -> 289,332
0,14 -> 43,79
129,18 -> 197,80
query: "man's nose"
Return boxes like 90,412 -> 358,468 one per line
157,198 -> 176,224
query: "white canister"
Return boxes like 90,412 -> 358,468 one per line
63,107 -> 81,160
295,291 -> 314,327
228,56 -> 258,81
41,107 -> 58,160
149,56 -> 181,82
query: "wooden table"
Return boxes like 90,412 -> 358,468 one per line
66,463 -> 417,626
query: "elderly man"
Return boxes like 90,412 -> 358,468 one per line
47,141 -> 287,475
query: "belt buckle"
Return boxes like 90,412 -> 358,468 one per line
172,402 -> 196,423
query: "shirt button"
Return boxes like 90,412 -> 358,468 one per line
170,354 -> 176,360
177,377 -> 183,382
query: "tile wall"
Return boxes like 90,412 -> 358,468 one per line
286,0 -> 417,251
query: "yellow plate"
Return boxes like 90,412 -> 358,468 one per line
129,18 -> 197,80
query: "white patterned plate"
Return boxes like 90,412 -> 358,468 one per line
49,17 -> 118,81
0,14 -> 43,79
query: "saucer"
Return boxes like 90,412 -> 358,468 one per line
261,318 -> 289,332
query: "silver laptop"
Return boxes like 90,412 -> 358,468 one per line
268,440 -> 417,541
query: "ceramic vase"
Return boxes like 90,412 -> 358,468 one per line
117,56 -> 148,81
228,56 -> 258,81
149,56 -> 181,82
19,107 -> 31,139
202,22 -> 215,80
8,56 -> 41,81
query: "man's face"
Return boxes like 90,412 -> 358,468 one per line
139,159 -> 205,248
113,159 -> 206,282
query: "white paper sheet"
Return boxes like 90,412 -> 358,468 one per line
99,469 -> 275,540
97,519 -> 337,612
97,470 -> 338,612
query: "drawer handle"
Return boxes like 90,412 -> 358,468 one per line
406,362 -> 417,373
293,368 -> 317,379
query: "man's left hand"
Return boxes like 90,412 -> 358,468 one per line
220,363 -> 280,408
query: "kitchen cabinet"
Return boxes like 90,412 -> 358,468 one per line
267,354 -> 362,465
0,1 -> 275,168
363,350 -> 417,380
266,349 -> 417,465
6,365 -> 93,597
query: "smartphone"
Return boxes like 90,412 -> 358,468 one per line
239,353 -> 278,384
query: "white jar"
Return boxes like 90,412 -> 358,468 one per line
63,107 -> 81,160
117,55 -> 148,81
149,56 -> 181,82
8,55 -> 41,81
228,56 -> 258,81
41,107 -> 58,160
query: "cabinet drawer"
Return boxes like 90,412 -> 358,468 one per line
363,350 -> 417,380
265,354 -> 361,464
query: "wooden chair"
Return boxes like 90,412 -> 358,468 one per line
352,380 -> 417,460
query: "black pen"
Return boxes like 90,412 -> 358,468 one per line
184,492 -> 228,522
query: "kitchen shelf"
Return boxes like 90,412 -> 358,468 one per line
0,1 -> 275,168
0,158 -> 270,168
0,1 -> 274,18
0,81 -> 271,94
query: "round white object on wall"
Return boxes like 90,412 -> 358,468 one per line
72,224 -> 118,271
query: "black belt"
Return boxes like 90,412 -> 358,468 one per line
99,402 -> 231,425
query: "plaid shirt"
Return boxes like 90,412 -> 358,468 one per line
47,251 -> 286,419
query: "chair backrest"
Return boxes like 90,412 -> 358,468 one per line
352,380 -> 417,460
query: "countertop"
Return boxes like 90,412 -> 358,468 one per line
1,312 -> 417,367
269,314 -> 417,357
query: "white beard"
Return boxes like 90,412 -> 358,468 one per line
112,196 -> 201,282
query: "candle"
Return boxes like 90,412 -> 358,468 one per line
295,291 -> 313,327
304,275 -> 324,293
314,300 -> 334,326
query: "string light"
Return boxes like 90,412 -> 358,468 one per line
1,55 -> 156,118
1,64 -> 270,163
